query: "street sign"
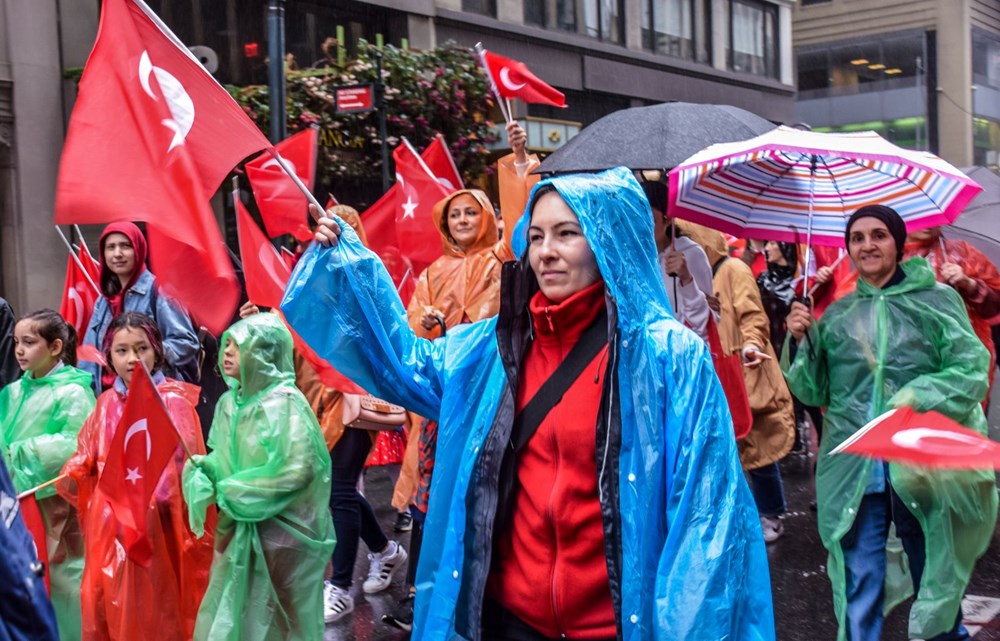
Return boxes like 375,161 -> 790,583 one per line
334,84 -> 375,114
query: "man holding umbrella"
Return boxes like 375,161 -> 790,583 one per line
782,205 -> 997,641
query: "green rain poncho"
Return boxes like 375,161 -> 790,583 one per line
782,257 -> 998,640
0,363 -> 96,641
182,313 -> 335,641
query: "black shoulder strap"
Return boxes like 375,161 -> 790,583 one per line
510,310 -> 609,452
712,255 -> 729,277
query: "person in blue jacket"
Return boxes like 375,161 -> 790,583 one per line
0,454 -> 59,641
282,167 -> 774,641
80,222 -> 199,393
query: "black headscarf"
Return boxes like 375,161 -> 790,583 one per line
845,204 -> 906,261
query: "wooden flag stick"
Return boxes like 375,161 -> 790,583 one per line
17,473 -> 68,500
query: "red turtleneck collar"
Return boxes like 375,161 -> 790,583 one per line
529,280 -> 606,345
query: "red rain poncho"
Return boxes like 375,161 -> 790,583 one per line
60,376 -> 214,641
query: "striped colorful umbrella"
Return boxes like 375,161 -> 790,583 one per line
667,126 -> 983,248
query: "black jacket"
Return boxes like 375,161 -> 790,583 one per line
0,298 -> 19,390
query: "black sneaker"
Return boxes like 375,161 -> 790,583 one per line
382,594 -> 415,631
394,511 -> 413,532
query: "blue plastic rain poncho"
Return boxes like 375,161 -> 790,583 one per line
282,167 -> 774,641
781,257 -> 998,640
0,364 -> 95,641
182,313 -> 335,641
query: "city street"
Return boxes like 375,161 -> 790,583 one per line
328,452 -> 1000,641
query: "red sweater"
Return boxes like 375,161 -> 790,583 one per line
486,281 -> 616,639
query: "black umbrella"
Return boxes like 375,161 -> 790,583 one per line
534,102 -> 777,174
944,166 -> 1000,267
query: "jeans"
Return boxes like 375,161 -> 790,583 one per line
329,428 -> 389,588
748,462 -> 786,517
840,486 -> 968,641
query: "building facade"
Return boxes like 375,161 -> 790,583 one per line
0,0 -> 795,314
793,0 -> 1000,167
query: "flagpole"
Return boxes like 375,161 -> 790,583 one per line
474,43 -> 512,125
73,224 -> 94,258
436,134 -> 464,189
401,137 -> 447,187
55,225 -> 101,296
265,147 -> 325,213
806,251 -> 847,297
396,266 -> 413,295
17,474 -> 68,500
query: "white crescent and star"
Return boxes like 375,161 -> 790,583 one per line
122,419 -> 151,485
499,67 -> 526,91
890,427 -> 991,456
68,287 -> 84,324
139,51 -> 195,153
260,155 -> 303,181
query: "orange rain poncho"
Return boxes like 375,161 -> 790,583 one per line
406,189 -> 513,339
60,376 -> 214,641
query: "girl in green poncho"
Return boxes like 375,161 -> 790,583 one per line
1,309 -> 96,641
183,312 -> 335,641
782,205 -> 998,641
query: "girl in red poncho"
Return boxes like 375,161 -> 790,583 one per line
61,312 -> 214,641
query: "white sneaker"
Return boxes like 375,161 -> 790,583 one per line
362,540 -> 408,594
760,516 -> 784,543
324,581 -> 354,623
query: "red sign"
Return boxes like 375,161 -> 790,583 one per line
335,84 -> 375,113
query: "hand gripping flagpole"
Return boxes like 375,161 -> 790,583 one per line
475,43 -> 512,125
55,225 -> 101,296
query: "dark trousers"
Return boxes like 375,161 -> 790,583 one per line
748,462 -> 786,517
329,427 -> 389,588
481,598 -> 616,641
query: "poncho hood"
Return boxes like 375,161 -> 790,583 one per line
432,189 -> 499,258
219,313 -> 295,402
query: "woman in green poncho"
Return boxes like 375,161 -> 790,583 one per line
182,312 -> 335,641
782,205 -> 998,641
1,309 -> 96,641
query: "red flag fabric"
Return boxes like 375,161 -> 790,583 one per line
235,197 -> 291,309
394,140 -> 452,273
98,365 -> 180,563
54,0 -> 240,334
77,344 -> 108,368
17,495 -> 50,593
245,128 -> 317,242
481,50 -> 566,107
421,136 -> 464,193
831,407 -> 1000,470
59,250 -> 101,337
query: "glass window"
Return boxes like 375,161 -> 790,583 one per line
796,49 -> 829,94
643,0 -> 695,59
524,0 -> 546,27
556,0 -> 577,32
462,0 -> 496,17
728,0 -> 779,79
558,0 -> 623,44
973,29 -> 1000,89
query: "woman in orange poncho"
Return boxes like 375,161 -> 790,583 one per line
60,312 -> 214,641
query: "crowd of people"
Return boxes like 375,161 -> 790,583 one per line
1,123 -> 998,641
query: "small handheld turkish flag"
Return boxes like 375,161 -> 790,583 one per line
394,139 -> 452,272
480,50 -> 566,108
98,364 -> 180,564
245,128 -> 318,242
58,247 -> 100,337
831,407 -> 1000,470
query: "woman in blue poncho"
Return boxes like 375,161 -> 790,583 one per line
282,167 -> 774,641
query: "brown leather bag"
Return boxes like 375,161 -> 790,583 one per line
342,393 -> 407,431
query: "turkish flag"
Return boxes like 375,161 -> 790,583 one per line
394,139 -> 451,273
480,50 -> 566,108
420,135 -> 464,194
17,495 -> 50,593
245,128 -> 317,242
98,364 -> 180,564
235,195 -> 291,309
831,407 -> 1000,470
58,247 -> 101,337
54,0 -> 240,334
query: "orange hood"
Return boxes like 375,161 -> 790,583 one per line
431,189 -> 498,258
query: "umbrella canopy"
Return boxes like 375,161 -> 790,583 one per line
944,166 -> 1000,266
533,102 -> 776,174
667,126 -> 983,247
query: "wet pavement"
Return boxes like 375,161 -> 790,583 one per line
327,435 -> 1000,641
